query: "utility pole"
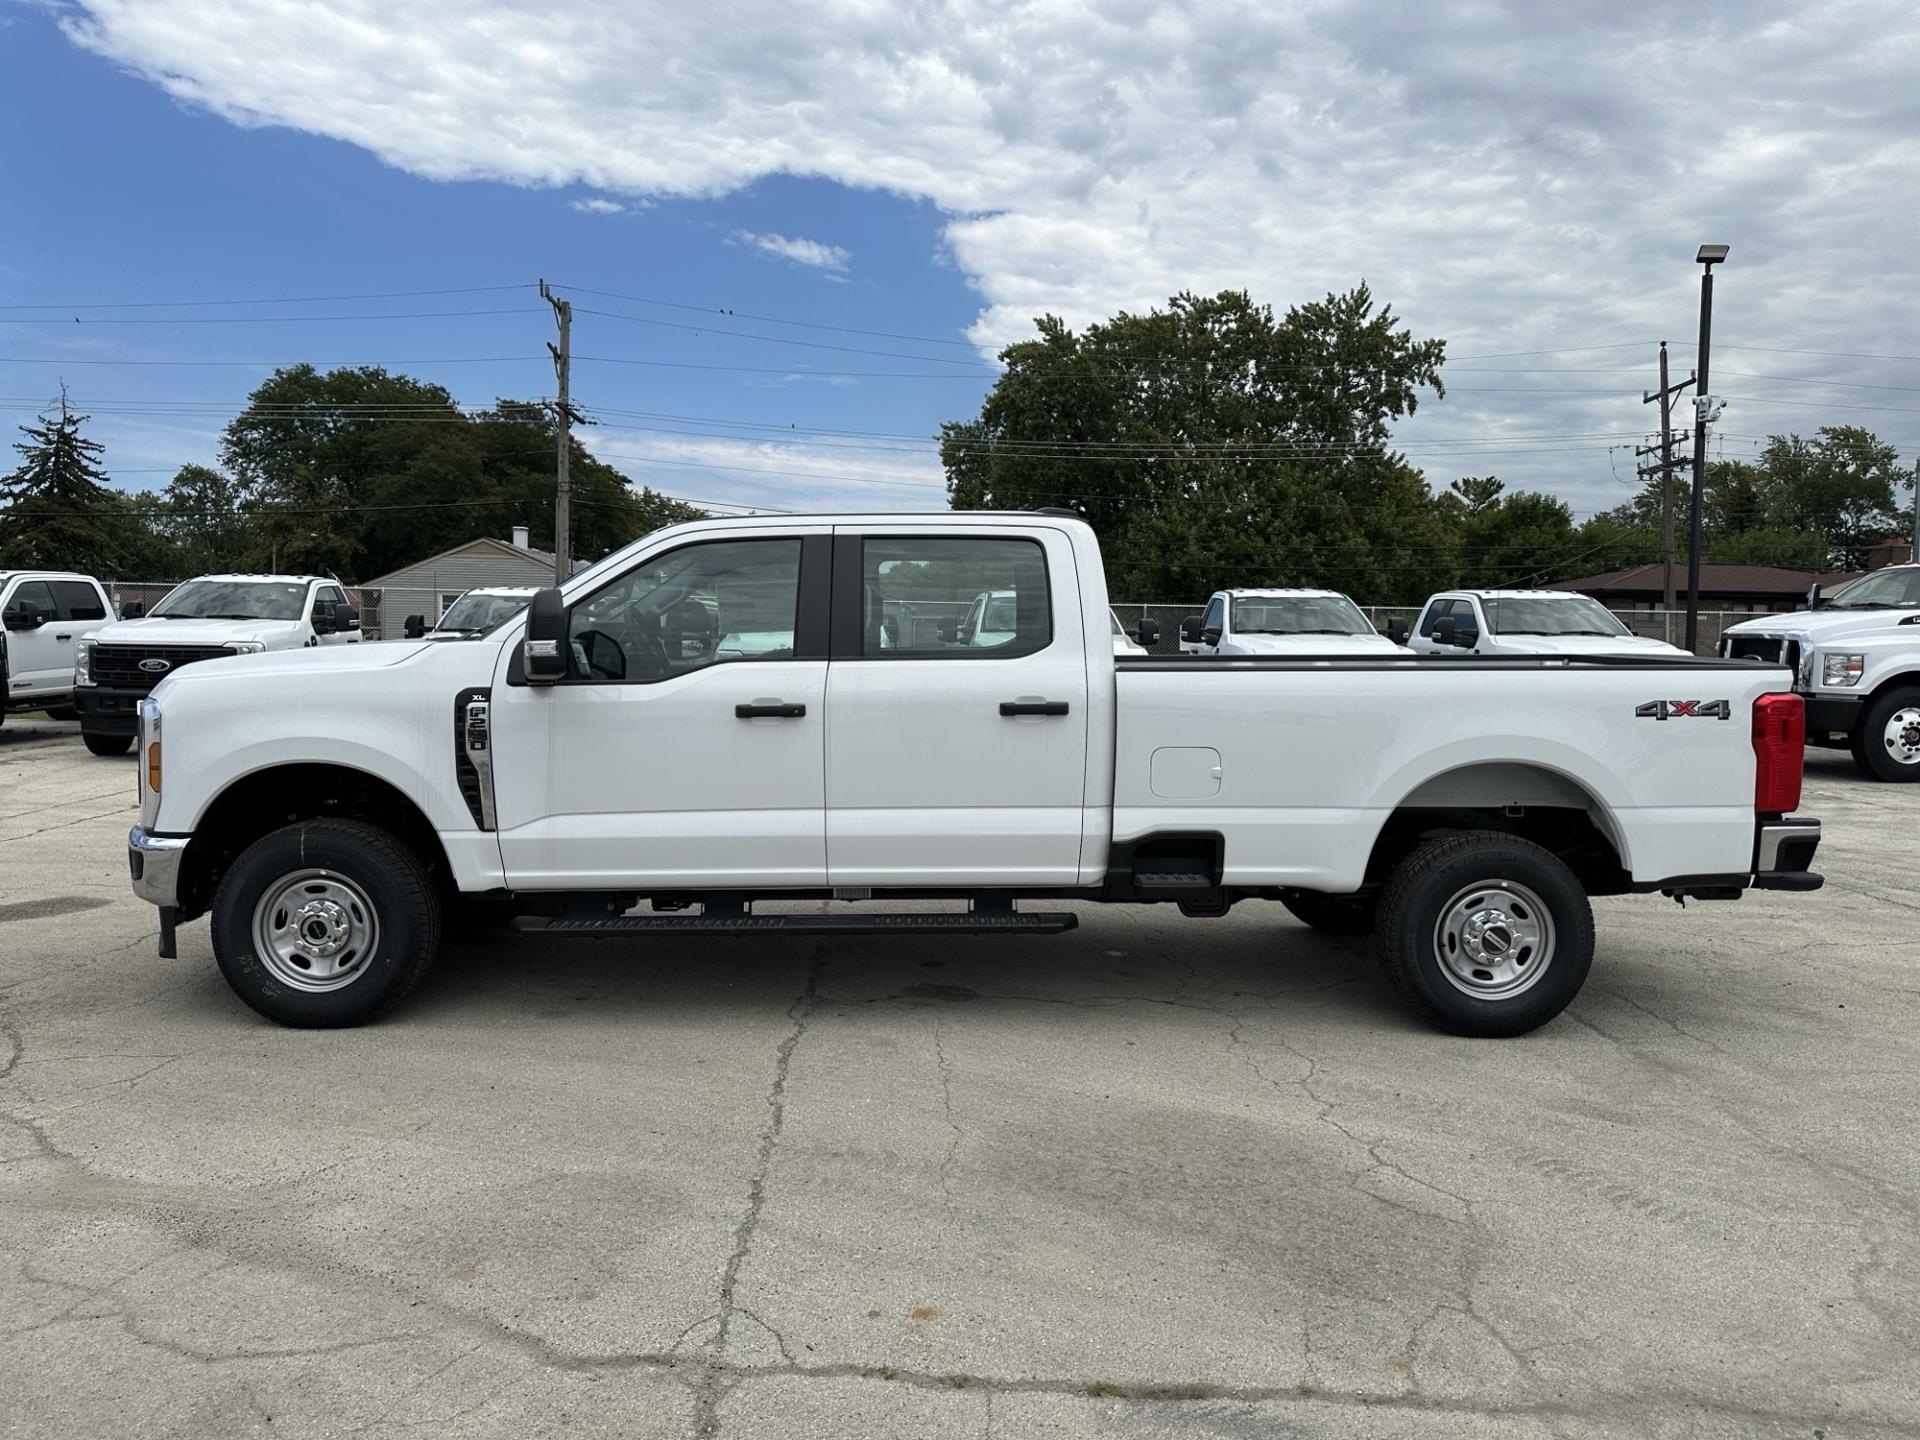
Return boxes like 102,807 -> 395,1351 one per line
1686,245 -> 1729,655
539,279 -> 573,585
1638,341 -> 1696,627
1911,454 -> 1920,563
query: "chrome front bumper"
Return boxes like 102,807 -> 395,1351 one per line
128,825 -> 189,908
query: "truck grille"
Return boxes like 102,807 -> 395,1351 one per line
91,644 -> 233,692
1726,635 -> 1800,674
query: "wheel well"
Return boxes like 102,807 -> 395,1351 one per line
177,764 -> 452,922
1364,764 -> 1629,896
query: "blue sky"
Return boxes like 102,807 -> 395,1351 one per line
3,0 -> 1916,546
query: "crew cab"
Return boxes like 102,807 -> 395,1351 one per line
76,574 -> 360,755
404,586 -> 539,641
125,512 -> 1822,1038
0,570 -> 111,726
1721,563 -> 1920,782
1179,588 -> 1398,656
1408,589 -> 1689,658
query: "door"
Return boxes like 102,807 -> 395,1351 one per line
824,527 -> 1089,886
1,580 -> 69,695
491,531 -> 830,889
310,584 -> 358,646
1200,594 -> 1226,653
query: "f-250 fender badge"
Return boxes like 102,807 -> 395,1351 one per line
1636,699 -> 1731,720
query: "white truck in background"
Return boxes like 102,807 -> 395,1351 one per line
1721,562 -> 1920,781
76,574 -> 361,755
1407,589 -> 1689,658
125,512 -> 1821,1038
405,586 -> 540,641
1178,588 -> 1400,656
1,569 -> 112,727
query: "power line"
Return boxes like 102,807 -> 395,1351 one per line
0,284 -> 534,312
548,283 -> 980,348
568,305 -> 993,367
3,308 -> 542,326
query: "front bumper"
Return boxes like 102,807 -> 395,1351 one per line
129,826 -> 189,957
78,686 -> 150,736
1801,692 -> 1865,737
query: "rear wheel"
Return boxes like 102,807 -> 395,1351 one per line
83,731 -> 133,756
1857,686 -> 1920,783
1375,831 -> 1593,1038
211,819 -> 441,1027
1281,891 -> 1377,935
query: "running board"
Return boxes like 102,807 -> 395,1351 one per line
514,911 -> 1078,937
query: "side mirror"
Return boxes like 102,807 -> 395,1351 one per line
1179,616 -> 1203,644
120,601 -> 145,620
1432,617 -> 1457,647
1136,618 -> 1161,648
311,606 -> 337,636
937,620 -> 959,643
522,588 -> 568,684
1202,627 -> 1222,646
1806,582 -> 1821,609
3,605 -> 46,631
1386,617 -> 1409,645
338,602 -> 360,632
403,614 -> 427,639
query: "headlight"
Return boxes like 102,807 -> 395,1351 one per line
224,640 -> 268,656
74,639 -> 94,686
1822,652 -> 1865,688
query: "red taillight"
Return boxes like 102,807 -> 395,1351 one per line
1752,692 -> 1804,813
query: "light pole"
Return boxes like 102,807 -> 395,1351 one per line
1685,244 -> 1728,654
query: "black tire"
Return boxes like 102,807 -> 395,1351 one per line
1281,891 -> 1377,935
1856,686 -> 1920,783
1374,831 -> 1594,1038
210,819 -> 441,1027
83,731 -> 134,756
1849,725 -> 1877,778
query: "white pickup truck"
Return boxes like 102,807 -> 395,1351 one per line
1721,562 -> 1920,781
1,569 -> 113,726
1179,588 -> 1399,656
125,512 -> 1822,1038
1408,590 -> 1689,658
76,573 -> 361,755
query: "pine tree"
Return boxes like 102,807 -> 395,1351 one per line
0,388 -> 124,574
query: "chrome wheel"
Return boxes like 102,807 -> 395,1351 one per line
1883,708 -> 1920,766
1432,879 -> 1554,1001
251,869 -> 380,992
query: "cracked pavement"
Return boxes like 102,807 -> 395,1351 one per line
2,722 -> 1918,1437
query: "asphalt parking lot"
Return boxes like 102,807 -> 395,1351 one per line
2,717 -> 1917,1439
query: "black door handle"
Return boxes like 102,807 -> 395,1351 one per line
56,633 -> 73,641
736,702 -> 806,718
999,700 -> 1069,717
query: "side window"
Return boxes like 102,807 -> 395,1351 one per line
51,581 -> 107,621
3,580 -> 56,627
859,537 -> 1049,659
568,538 -> 801,682
1455,600 -> 1481,638
1417,599 -> 1450,637
1202,597 -> 1225,634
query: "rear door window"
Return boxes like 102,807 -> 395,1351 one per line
855,537 -> 1050,658
51,580 -> 107,621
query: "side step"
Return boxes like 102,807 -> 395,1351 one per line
514,911 -> 1079,937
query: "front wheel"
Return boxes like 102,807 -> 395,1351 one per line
1375,831 -> 1593,1038
83,731 -> 134,756
1857,687 -> 1920,782
210,819 -> 442,1027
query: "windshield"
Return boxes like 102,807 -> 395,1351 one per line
981,596 -> 1017,632
1231,595 -> 1373,636
150,579 -> 309,621
1821,568 -> 1920,609
1483,596 -> 1631,637
436,592 -> 533,633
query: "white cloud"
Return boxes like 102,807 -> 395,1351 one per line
569,196 -> 626,215
60,0 -> 1920,513
578,429 -> 946,515
732,230 -> 851,274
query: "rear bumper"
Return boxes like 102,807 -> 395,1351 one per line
1633,817 -> 1823,898
77,685 -> 149,736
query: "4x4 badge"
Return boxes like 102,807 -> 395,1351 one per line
1636,699 -> 1731,720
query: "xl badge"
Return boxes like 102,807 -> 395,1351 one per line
1636,699 -> 1730,721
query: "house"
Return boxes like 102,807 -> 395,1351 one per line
363,528 -> 582,636
1545,562 -> 1860,614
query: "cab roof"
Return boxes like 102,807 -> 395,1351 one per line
1220,587 -> 1352,599
0,569 -> 104,583
177,574 -> 331,585
1433,589 -> 1588,600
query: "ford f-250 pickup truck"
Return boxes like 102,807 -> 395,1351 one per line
125,512 -> 1823,1037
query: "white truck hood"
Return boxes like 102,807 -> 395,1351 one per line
1492,633 -> 1688,657
1724,607 -> 1920,643
88,615 -> 309,648
1223,632 -> 1402,656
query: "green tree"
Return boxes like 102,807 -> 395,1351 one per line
1756,427 -> 1901,569
941,287 -> 1448,602
158,463 -> 248,574
0,390 -> 128,575
1448,475 -> 1505,516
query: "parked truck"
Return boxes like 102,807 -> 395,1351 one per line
76,573 -> 360,754
1407,590 -> 1688,658
1179,588 -> 1400,656
1,569 -> 112,727
125,512 -> 1822,1037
